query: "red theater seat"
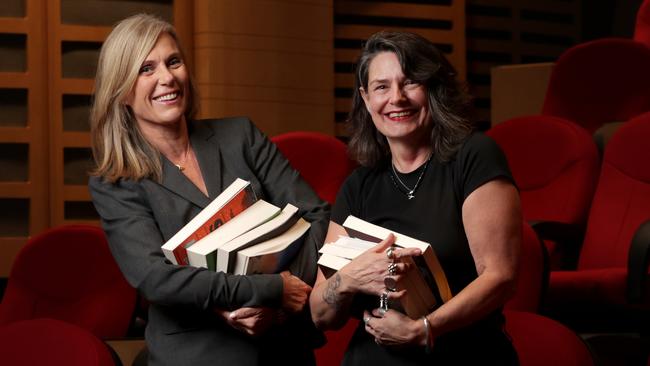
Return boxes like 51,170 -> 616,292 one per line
0,225 -> 137,338
542,112 -> 650,332
542,38 -> 650,134
271,131 -> 356,204
487,115 -> 600,268
0,318 -> 117,366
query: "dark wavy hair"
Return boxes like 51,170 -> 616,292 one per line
347,31 -> 473,167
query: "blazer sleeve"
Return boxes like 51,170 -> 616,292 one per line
240,119 -> 330,286
88,176 -> 283,311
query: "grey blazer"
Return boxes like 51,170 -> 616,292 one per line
89,117 -> 330,366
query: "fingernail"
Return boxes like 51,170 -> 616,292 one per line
229,312 -> 237,319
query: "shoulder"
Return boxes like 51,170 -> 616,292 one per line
452,132 -> 506,166
191,117 -> 257,136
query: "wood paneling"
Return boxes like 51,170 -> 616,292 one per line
193,0 -> 334,137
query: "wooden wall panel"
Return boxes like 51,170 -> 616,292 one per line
0,0 -> 48,276
193,0 -> 334,137
466,0 -> 581,127
333,0 -> 466,138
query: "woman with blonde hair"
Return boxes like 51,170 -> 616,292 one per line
89,14 -> 328,365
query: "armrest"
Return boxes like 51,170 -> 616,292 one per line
626,220 -> 650,304
529,221 -> 586,269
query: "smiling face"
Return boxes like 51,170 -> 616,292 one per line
360,51 -> 431,146
126,32 -> 189,132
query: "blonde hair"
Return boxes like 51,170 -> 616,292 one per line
90,13 -> 198,182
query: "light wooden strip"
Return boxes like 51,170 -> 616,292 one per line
0,17 -> 28,33
335,49 -> 362,63
336,25 -> 454,44
0,237 -> 26,277
467,39 -> 516,53
194,33 -> 331,56
61,132 -> 91,147
335,2 -> 453,20
335,73 -> 355,89
63,185 -> 91,201
197,83 -> 332,105
0,128 -> 31,143
466,15 -> 515,30
517,0 -> 576,13
468,0 -> 513,7
0,72 -> 29,88
0,182 -> 32,197
520,21 -> 578,37
336,98 -> 352,112
60,79 -> 94,94
59,24 -> 111,42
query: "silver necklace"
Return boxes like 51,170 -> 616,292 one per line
390,155 -> 432,200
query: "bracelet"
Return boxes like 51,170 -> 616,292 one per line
422,316 -> 433,354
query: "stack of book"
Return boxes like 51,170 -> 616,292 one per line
161,178 -> 310,275
317,215 -> 452,319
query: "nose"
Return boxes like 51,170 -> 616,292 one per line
157,65 -> 174,85
389,84 -> 406,105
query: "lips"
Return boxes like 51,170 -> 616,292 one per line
153,91 -> 179,102
386,109 -> 416,121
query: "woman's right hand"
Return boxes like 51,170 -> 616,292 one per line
339,234 -> 421,297
280,271 -> 312,313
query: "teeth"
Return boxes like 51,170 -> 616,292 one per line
155,92 -> 178,101
389,111 -> 412,118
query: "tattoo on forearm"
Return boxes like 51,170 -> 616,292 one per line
322,273 -> 344,310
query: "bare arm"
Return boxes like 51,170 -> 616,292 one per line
365,179 -> 521,346
310,221 -> 419,330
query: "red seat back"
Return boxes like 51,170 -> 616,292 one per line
272,131 -> 356,204
579,112 -> 650,269
488,115 -> 599,226
635,0 -> 650,47
0,225 -> 136,338
542,38 -> 650,134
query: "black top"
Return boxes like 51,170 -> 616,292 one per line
331,132 -> 518,365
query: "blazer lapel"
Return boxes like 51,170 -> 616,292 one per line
158,121 -> 223,208
190,121 -> 224,199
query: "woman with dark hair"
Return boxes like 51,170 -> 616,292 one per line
88,14 -> 329,365
310,31 -> 521,365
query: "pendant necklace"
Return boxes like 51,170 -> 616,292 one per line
174,142 -> 191,172
390,154 -> 432,200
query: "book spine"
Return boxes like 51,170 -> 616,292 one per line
172,185 -> 256,265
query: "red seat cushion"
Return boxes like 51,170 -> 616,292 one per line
0,318 -> 116,366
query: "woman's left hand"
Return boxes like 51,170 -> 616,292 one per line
363,309 -> 428,348
215,307 -> 280,336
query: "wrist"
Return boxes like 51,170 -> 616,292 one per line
336,267 -> 359,294
420,316 -> 434,353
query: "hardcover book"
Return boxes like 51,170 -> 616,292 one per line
232,218 -> 311,275
161,178 -> 256,265
215,203 -> 301,273
186,200 -> 282,270
317,216 -> 453,318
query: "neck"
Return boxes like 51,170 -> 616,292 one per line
390,144 -> 432,173
138,117 -> 189,161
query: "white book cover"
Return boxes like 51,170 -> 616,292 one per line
215,203 -> 300,273
186,200 -> 281,269
233,218 -> 310,275
161,178 -> 254,265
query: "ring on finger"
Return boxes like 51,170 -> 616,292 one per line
384,276 -> 397,292
363,316 -> 371,325
388,262 -> 398,276
386,247 -> 395,261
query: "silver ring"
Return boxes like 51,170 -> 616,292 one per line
384,277 -> 397,291
378,307 -> 387,317
388,262 -> 398,276
386,247 -> 395,261
375,338 -> 380,345
363,316 -> 371,325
